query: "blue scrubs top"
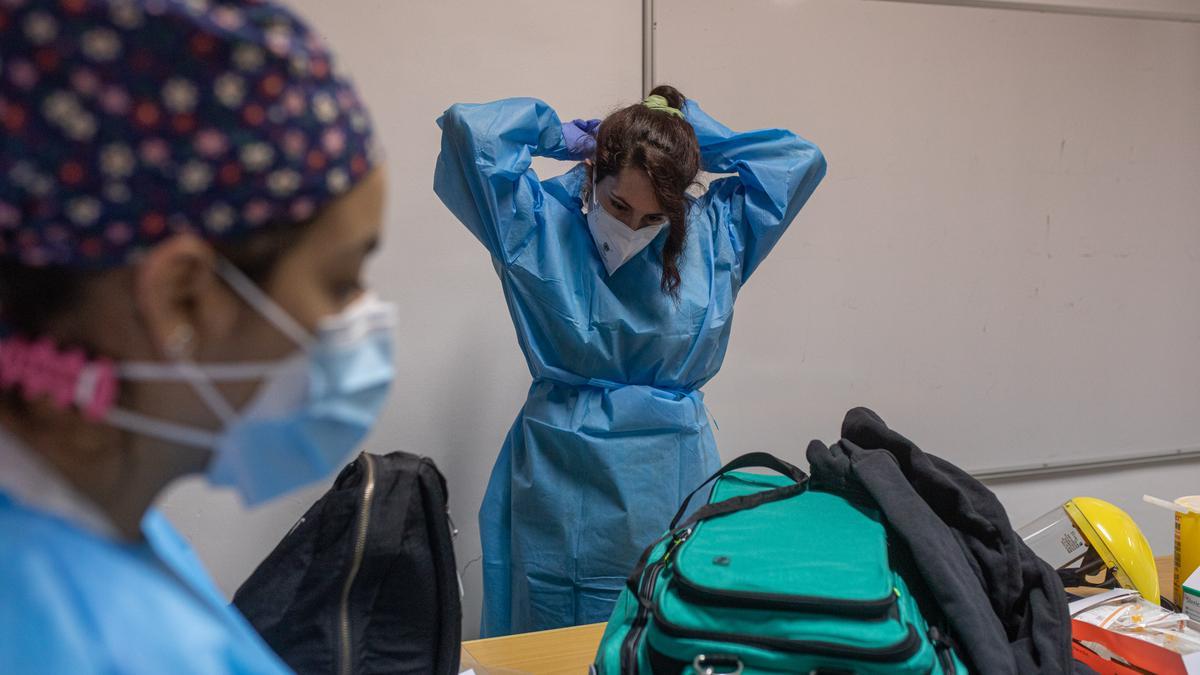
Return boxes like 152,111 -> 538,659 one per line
0,482 -> 291,673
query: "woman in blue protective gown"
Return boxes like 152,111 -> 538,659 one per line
0,1 -> 393,672
434,85 -> 826,636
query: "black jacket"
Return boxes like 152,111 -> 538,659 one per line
806,408 -> 1078,675
233,451 -> 461,675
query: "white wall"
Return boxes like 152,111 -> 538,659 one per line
158,0 -> 1200,641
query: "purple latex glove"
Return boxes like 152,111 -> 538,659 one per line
561,118 -> 601,160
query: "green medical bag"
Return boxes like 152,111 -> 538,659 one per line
593,453 -> 967,675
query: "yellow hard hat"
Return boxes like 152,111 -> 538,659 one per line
1063,497 -> 1159,602
1019,497 -> 1159,602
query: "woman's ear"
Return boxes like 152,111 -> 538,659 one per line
133,233 -> 240,359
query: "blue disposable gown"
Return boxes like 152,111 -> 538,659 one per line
0,492 -> 292,674
434,97 -> 825,636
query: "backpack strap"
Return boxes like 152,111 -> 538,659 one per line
626,453 -> 808,596
669,452 -> 807,530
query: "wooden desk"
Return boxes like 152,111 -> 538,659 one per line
460,556 -> 1177,674
461,623 -> 605,675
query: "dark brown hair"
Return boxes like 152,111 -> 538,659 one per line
590,84 -> 700,296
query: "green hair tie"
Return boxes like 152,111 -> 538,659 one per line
642,94 -> 685,119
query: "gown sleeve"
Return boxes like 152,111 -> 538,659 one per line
433,97 -> 573,265
688,100 -> 827,283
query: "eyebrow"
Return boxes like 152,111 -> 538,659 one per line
609,191 -> 631,208
608,192 -> 664,217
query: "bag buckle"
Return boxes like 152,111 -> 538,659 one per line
664,527 -> 692,561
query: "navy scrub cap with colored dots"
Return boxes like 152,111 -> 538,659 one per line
0,0 -> 377,268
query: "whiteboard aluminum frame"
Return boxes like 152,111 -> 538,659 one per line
868,0 -> 1200,23
972,446 -> 1200,483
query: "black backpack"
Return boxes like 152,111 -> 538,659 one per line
233,451 -> 461,675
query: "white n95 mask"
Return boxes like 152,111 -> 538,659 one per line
586,181 -> 667,275
106,259 -> 397,506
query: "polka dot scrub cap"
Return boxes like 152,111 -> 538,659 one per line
0,0 -> 377,268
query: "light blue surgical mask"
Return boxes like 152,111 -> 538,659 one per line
107,259 -> 397,505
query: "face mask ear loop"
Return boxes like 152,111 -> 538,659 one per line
167,356 -> 239,425
171,257 -> 314,425
213,258 -> 315,350
105,407 -> 222,449
98,259 -> 323,449
119,360 -> 283,382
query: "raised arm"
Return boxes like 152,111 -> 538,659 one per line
433,98 -> 575,264
690,100 -> 826,282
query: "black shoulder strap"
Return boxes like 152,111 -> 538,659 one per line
668,451 -> 807,530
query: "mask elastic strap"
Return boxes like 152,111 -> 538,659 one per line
590,177 -> 601,214
214,258 -> 315,350
119,359 -> 284,382
116,258 -> 312,425
140,254 -> 314,422
106,407 -> 221,449
167,357 -> 239,424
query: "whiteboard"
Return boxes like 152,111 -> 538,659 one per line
654,0 -> 1200,474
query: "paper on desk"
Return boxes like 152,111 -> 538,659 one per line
1069,588 -> 1140,617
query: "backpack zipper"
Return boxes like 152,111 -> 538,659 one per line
928,626 -> 958,673
338,453 -> 376,675
620,527 -> 692,674
621,561 -> 666,674
672,569 -> 897,618
651,609 -> 924,664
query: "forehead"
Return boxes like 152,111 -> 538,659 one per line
605,167 -> 663,211
293,167 -> 386,254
